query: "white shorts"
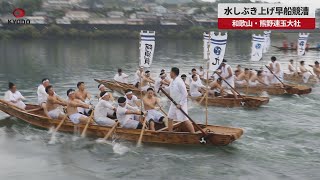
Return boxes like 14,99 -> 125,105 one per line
190,91 -> 202,97
235,80 -> 247,86
249,81 -> 258,87
168,103 -> 188,121
95,117 -> 115,126
146,109 -> 164,123
48,108 -> 65,119
69,113 -> 87,124
121,118 -> 140,129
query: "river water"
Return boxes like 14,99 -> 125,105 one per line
0,36 -> 319,180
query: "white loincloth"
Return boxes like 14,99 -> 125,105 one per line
190,91 -> 202,97
95,117 -> 116,126
302,72 -> 312,83
69,113 -> 87,124
235,80 -> 247,86
48,108 -> 65,119
146,109 -> 164,123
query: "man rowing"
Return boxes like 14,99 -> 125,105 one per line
208,78 -> 225,97
300,61 -> 314,83
94,91 -> 117,126
66,89 -> 94,124
190,74 -> 206,97
37,78 -> 50,116
181,74 -> 190,89
4,82 -> 26,110
268,56 -> 283,84
75,82 -> 91,115
46,85 -> 67,120
198,66 -> 205,80
116,97 -> 144,129
234,70 -> 248,87
219,59 -> 238,99
97,84 -> 114,101
140,70 -> 155,92
288,59 -> 295,74
155,73 -> 170,92
125,89 -> 141,107
166,67 -> 195,133
114,68 -> 129,83
236,65 -> 244,74
134,66 -> 144,88
143,88 -> 167,131
248,71 -> 269,87
311,61 -> 320,79
187,68 -> 201,85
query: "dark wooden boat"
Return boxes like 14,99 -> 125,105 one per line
235,84 -> 312,95
272,45 -> 320,51
284,73 -> 318,86
95,79 -> 144,97
189,95 -> 269,108
0,100 -> 243,146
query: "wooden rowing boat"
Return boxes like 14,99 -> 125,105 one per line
235,84 -> 312,95
0,100 -> 243,146
284,73 -> 318,86
95,79 -> 144,97
189,95 -> 269,108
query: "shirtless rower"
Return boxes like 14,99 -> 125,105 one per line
75,82 -> 91,115
124,89 -> 141,107
219,59 -> 238,99
300,61 -> 314,83
94,91 -> 117,126
116,97 -> 144,129
46,85 -> 67,119
249,71 -> 269,87
134,66 -> 144,88
66,89 -> 93,124
190,74 -> 206,97
288,59 -> 295,74
4,82 -> 26,110
311,61 -> 320,79
155,73 -> 170,92
114,68 -> 129,83
198,66 -> 205,80
208,78 -> 225,97
234,70 -> 248,87
37,78 -> 50,117
143,88 -> 168,131
140,70 -> 155,92
236,65 -> 244,74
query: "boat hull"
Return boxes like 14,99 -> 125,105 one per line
284,73 -> 318,86
235,84 -> 311,95
0,100 -> 243,146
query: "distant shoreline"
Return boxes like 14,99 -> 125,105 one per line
0,24 -> 317,40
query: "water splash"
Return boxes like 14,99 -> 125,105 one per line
112,142 -> 130,155
48,133 -> 58,145
47,126 -> 55,134
24,135 -> 40,141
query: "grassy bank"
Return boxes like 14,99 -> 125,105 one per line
0,24 -> 287,40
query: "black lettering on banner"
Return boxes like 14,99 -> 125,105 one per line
212,58 -> 220,66
144,44 -> 153,65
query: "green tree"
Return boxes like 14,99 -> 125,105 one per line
16,0 -> 43,15
42,24 -> 65,37
15,25 -> 41,38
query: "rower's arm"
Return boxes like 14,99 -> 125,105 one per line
75,93 -> 85,102
56,96 -> 67,106
275,63 -> 280,74
70,100 -> 90,109
226,67 -> 233,79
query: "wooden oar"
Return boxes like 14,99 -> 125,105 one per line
137,116 -> 147,147
51,115 -> 68,134
102,121 -> 119,140
80,110 -> 94,138
265,65 -> 288,89
198,90 -> 208,104
159,106 -> 168,116
158,88 -> 208,136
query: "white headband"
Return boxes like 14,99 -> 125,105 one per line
98,84 -> 105,90
125,91 -> 133,95
68,91 -> 75,96
42,79 -> 49,83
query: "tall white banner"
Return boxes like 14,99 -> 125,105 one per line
297,33 -> 309,56
251,34 -> 264,61
263,31 -> 271,53
209,32 -> 228,71
139,30 -> 155,68
203,32 -> 209,60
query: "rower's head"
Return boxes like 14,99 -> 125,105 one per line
289,59 -> 294,64
100,91 -> 110,101
139,66 -> 144,72
181,74 -> 187,81
236,65 -> 241,70
192,74 -> 198,81
98,84 -> 106,92
67,89 -> 76,99
146,87 -> 154,97
45,85 -> 54,96
8,82 -> 16,93
315,61 -> 319,67
221,59 -> 227,67
145,70 -> 150,77
257,71 -> 263,77
300,61 -> 305,66
191,68 -> 197,75
199,66 -> 203,71
271,56 -> 277,62
160,72 -> 166,80
118,68 -> 123,75
217,78 -> 222,84
125,89 -> 133,99
42,78 -> 50,87
77,82 -> 85,90
170,67 -> 179,79
118,97 -> 126,107
235,70 -> 240,76
244,68 -> 249,74
161,69 -> 165,73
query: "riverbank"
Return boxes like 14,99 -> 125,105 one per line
0,24 -> 289,40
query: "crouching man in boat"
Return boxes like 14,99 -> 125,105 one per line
167,67 -> 195,133
311,61 -> 320,80
66,89 -> 94,125
97,84 -> 114,101
300,61 -> 314,83
37,78 -> 51,116
190,74 -> 206,97
75,82 -> 92,116
116,97 -> 144,129
234,70 -> 248,87
94,91 -> 116,126
155,73 -> 170,93
46,85 -> 67,119
4,82 -> 26,110
249,71 -> 269,87
125,89 -> 141,108
181,74 -> 190,89
208,78 -> 225,97
140,70 -> 155,92
143,88 -> 168,131
114,68 -> 129,83
288,59 -> 296,74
